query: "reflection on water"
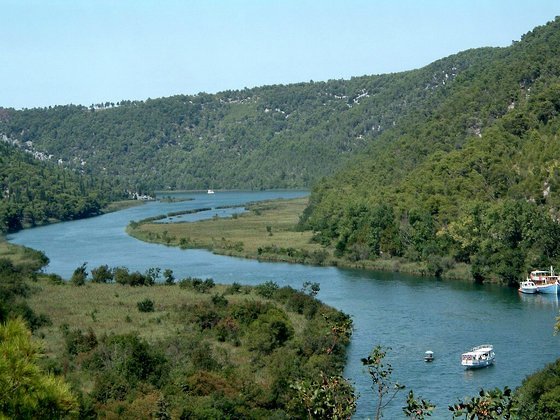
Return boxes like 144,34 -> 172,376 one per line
518,292 -> 559,307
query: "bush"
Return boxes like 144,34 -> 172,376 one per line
70,263 -> 88,286
137,298 -> 155,313
246,308 -> 294,354
211,294 -> 228,308
64,327 -> 98,355
255,281 -> 279,298
91,265 -> 113,283
225,282 -> 242,294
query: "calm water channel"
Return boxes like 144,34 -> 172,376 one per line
8,190 -> 560,418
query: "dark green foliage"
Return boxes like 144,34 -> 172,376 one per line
90,264 -> 113,283
514,358 -> 560,419
70,262 -> 88,286
137,298 -> 155,313
18,270 -> 357,418
145,267 -> 161,284
163,268 -> 174,285
255,280 -> 279,298
113,266 -> 154,286
292,373 -> 357,419
246,307 -> 294,354
63,327 -> 98,356
210,293 -> 228,307
0,142 -> 123,234
84,333 -> 168,390
0,258 -> 49,330
224,281 -> 243,294
302,17 -> 560,284
178,276 -> 215,292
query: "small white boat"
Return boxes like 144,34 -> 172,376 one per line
207,189 -> 215,194
424,350 -> 434,362
520,267 -> 558,294
461,344 -> 495,369
519,280 -> 538,294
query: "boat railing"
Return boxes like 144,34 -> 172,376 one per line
470,344 -> 493,351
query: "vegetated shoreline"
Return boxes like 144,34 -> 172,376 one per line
127,197 -> 477,284
3,241 -> 355,418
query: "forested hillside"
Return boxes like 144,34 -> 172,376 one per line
0,48 -> 498,191
0,141 -> 124,233
301,17 -> 560,285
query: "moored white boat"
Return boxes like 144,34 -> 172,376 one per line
519,280 -> 538,294
207,189 -> 215,194
520,267 -> 559,294
461,344 -> 495,369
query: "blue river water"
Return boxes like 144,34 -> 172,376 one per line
8,190 -> 560,418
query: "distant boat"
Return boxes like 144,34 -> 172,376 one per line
519,267 -> 558,294
461,344 -> 495,369
424,350 -> 434,362
207,189 -> 215,194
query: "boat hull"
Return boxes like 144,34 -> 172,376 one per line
519,284 -> 538,294
462,359 -> 494,369
538,283 -> 558,294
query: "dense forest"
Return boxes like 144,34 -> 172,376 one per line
2,19 -> 560,281
0,46 -> 497,192
0,141 -> 125,233
300,17 -> 560,285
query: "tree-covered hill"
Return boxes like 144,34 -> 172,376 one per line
0,141 -> 124,233
300,17 -> 560,284
0,47 -> 498,192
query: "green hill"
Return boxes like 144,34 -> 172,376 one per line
0,141 -> 124,233
0,48 -> 498,192
300,17 -> 560,284
3,17 -> 560,283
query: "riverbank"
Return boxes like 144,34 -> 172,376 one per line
21,270 -> 354,417
127,197 -> 473,282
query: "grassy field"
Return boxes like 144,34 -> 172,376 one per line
128,197 -> 332,264
127,197 -> 473,279
0,237 -> 48,271
27,278 -> 308,359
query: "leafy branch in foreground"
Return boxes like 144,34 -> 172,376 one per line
292,373 -> 357,419
449,386 -> 516,419
403,390 -> 435,419
361,345 -> 406,420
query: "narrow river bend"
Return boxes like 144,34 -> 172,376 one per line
8,191 -> 560,418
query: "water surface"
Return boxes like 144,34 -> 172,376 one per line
9,190 -> 559,418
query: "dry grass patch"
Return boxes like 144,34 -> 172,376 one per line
128,197 -> 330,263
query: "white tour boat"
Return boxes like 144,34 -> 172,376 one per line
519,267 -> 558,294
207,189 -> 215,194
461,344 -> 495,369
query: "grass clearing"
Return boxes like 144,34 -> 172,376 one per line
128,197 -> 330,263
27,278 -> 311,359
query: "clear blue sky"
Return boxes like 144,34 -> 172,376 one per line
2,0 -> 559,109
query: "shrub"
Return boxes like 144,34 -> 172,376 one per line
255,281 -> 279,298
225,282 -> 242,294
70,263 -> 88,286
64,327 -> 98,356
137,298 -> 155,313
211,293 -> 228,308
246,308 -> 294,354
91,265 -> 113,283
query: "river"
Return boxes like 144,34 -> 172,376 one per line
8,190 -> 560,418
